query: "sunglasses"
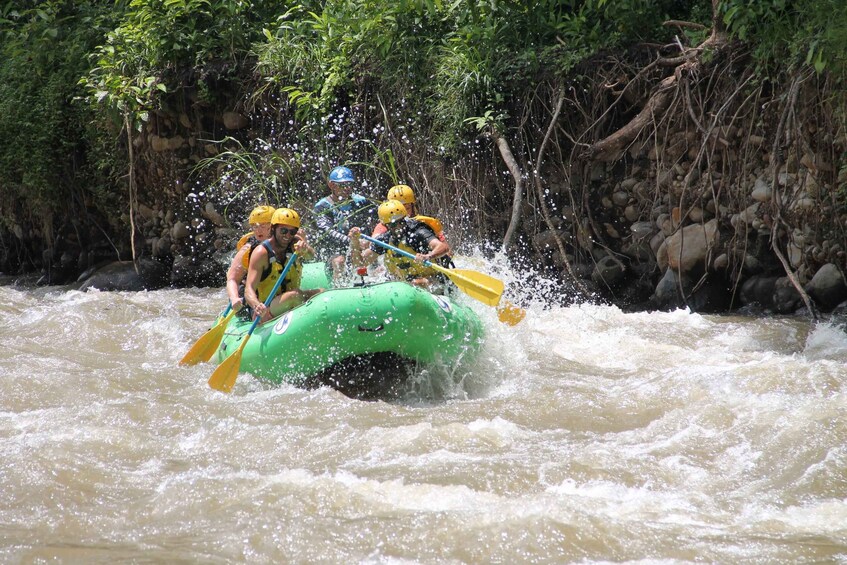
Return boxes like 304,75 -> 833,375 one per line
387,219 -> 404,230
275,226 -> 299,235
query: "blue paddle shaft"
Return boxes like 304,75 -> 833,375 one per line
361,234 -> 432,267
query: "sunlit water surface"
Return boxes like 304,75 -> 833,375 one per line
1,280 -> 846,564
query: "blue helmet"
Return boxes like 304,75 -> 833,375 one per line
328,166 -> 355,183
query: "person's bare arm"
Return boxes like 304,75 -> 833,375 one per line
348,227 -> 377,266
416,238 -> 450,263
244,246 -> 269,319
292,235 -> 316,261
226,246 -> 249,309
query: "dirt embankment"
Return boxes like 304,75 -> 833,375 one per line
4,41 -> 846,316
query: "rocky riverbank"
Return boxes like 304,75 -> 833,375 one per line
3,83 -> 846,317
530,151 -> 847,315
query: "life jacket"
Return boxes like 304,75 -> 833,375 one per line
384,243 -> 440,280
236,232 -> 253,251
413,215 -> 454,267
372,215 -> 446,242
238,233 -> 258,270
252,240 -> 303,303
382,219 -> 444,280
414,215 -> 444,239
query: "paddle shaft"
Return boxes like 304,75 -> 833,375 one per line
244,251 -> 299,335
360,234 -> 527,322
360,234 -> 449,275
208,252 -> 298,392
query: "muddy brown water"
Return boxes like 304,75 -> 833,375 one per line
1,285 -> 845,563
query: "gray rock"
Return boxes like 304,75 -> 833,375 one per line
652,268 -> 689,310
630,221 -> 654,242
773,279 -> 802,314
664,219 -> 720,274
223,111 -> 249,130
592,255 -> 626,287
78,258 -> 169,291
740,275 -> 779,308
806,263 -> 847,311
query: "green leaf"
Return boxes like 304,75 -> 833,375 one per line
814,50 -> 826,73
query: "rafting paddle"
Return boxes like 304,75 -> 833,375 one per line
360,234 -> 525,324
179,304 -> 238,366
497,300 -> 526,325
208,252 -> 298,393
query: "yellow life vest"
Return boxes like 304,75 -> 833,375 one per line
374,215 -> 445,240
384,240 -> 440,280
414,215 -> 443,236
237,232 -> 255,270
236,232 -> 253,251
253,240 -> 303,303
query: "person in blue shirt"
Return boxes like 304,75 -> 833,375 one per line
312,166 -> 374,281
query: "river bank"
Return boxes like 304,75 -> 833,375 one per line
1,7 -> 845,316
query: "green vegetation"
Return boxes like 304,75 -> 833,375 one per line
0,0 -> 845,272
255,0 -> 697,151
0,2 -> 118,228
721,0 -> 847,74
192,136 -> 294,214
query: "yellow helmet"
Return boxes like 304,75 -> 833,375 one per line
271,207 -> 301,228
248,205 -> 275,225
387,184 -> 416,204
378,200 -> 408,225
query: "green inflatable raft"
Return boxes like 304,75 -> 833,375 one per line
212,262 -> 485,397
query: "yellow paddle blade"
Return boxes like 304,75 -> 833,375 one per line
436,266 -> 504,306
207,337 -> 249,393
497,300 -> 526,326
179,310 -> 236,366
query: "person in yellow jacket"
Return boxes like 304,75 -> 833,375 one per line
350,200 -> 451,290
244,208 -> 323,322
226,205 -> 274,312
371,184 -> 449,251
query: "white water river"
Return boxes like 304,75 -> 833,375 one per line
1,283 -> 845,563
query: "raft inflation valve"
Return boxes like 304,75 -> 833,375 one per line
354,267 -> 368,287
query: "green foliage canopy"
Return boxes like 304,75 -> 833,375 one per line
721,0 -> 847,75
1,0 -> 846,249
0,1 -> 120,222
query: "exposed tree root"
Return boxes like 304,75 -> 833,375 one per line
534,87 -> 590,298
495,130 -> 524,252
769,71 -> 819,320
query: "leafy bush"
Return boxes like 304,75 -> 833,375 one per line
0,2 -> 120,220
83,0 -> 282,123
721,0 -> 847,76
255,0 -> 708,152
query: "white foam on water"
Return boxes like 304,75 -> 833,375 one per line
3,281 -> 847,562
